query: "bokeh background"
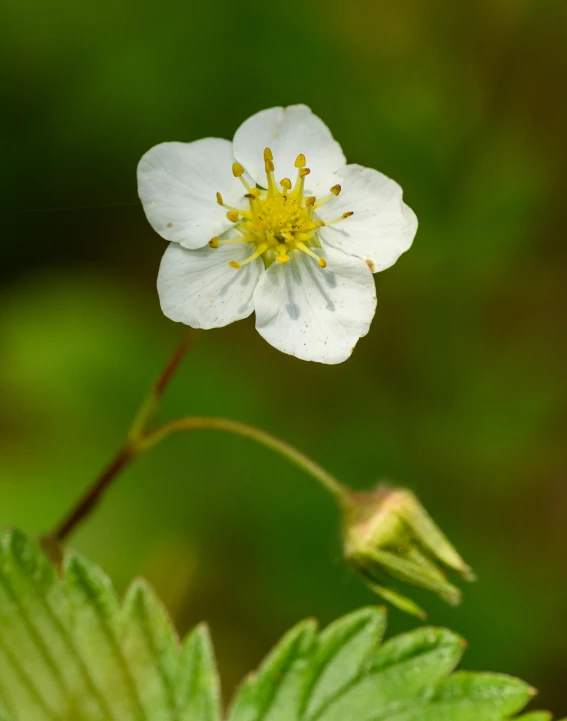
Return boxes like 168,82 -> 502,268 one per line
1,0 -> 566,714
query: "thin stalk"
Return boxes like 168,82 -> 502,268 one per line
44,330 -> 353,544
140,416 -> 354,510
45,331 -> 194,544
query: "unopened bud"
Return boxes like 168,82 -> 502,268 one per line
343,486 -> 474,618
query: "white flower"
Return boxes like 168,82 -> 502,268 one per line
138,105 -> 417,364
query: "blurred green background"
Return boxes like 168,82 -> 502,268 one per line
1,0 -> 566,714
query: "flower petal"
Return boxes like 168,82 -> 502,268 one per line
138,138 -> 245,249
315,164 -> 418,273
158,241 -> 262,329
232,105 -> 346,191
253,247 -> 376,364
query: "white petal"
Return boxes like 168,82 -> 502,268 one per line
158,241 -> 262,329
138,138 -> 245,249
253,247 -> 376,364
232,105 -> 346,191
314,164 -> 418,273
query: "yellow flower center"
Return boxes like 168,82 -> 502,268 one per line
209,148 -> 352,269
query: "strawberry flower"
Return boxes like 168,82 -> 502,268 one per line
138,105 -> 417,363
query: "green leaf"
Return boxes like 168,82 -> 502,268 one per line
177,624 -> 221,721
0,530 -> 559,721
228,619 -> 317,721
121,579 -> 179,718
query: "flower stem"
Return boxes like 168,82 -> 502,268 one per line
51,445 -> 136,542
47,331 -> 195,544
44,331 -> 354,545
140,417 -> 354,510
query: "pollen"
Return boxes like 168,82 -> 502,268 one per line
216,150 -> 353,270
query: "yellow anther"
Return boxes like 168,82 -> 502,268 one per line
232,162 -> 245,177
218,147 -> 338,268
343,211 -> 354,218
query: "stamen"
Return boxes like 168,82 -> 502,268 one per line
295,229 -> 318,243
313,184 -> 342,211
219,147 -> 342,271
318,211 -> 354,226
232,161 -> 252,192
228,242 -> 269,269
291,166 -> 310,199
216,191 -> 252,221
296,241 -> 326,268
217,234 -> 256,245
276,243 -> 290,263
263,148 -> 278,197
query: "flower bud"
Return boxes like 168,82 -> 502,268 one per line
343,485 -> 474,618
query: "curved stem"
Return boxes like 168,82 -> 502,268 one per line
140,417 -> 354,510
44,330 -> 354,545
